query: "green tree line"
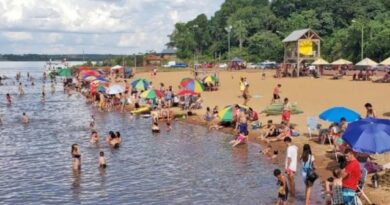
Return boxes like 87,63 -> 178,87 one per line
167,0 -> 390,63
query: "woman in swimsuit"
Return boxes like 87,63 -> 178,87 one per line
71,144 -> 81,170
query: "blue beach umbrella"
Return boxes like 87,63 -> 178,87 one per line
319,106 -> 361,123
342,118 -> 390,154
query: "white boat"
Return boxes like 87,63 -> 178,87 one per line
44,59 -> 69,73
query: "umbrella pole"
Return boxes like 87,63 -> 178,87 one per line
357,186 -> 373,205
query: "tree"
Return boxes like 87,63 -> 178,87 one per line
248,32 -> 283,62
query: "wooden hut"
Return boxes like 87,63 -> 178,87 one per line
282,29 -> 322,77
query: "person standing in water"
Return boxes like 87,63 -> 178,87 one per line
41,92 -> 46,103
284,137 -> 298,197
18,82 -> 25,95
22,112 -> 29,124
6,93 -> 12,105
71,144 -> 81,170
99,151 -> 107,168
51,82 -> 56,94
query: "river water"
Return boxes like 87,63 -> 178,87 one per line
0,62 -> 322,204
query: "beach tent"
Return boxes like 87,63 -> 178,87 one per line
260,103 -> 303,116
380,57 -> 390,65
331,59 -> 353,65
231,57 -> 242,62
355,58 -> 378,66
311,58 -> 329,65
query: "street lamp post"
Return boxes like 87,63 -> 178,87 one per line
225,25 -> 233,62
352,20 -> 364,60
192,25 -> 199,67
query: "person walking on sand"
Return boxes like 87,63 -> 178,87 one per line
22,112 -> 29,124
282,98 -> 291,124
364,103 -> 376,118
300,144 -> 316,205
272,84 -> 281,103
242,84 -> 250,106
239,77 -> 245,95
284,137 -> 297,197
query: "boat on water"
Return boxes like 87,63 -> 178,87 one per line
44,59 -> 69,73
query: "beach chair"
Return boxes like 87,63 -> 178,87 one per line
306,116 -> 320,139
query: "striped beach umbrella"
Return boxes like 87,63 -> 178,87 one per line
218,104 -> 248,122
203,76 -> 217,85
140,89 -> 163,99
83,75 -> 97,81
180,77 -> 193,85
131,78 -> 150,91
181,79 -> 204,93
80,69 -> 100,77
177,89 -> 199,96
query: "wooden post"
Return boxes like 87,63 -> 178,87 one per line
297,40 -> 300,77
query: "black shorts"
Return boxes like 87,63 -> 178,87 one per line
278,193 -> 288,202
273,94 -> 280,100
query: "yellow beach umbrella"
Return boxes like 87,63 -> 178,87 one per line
311,58 -> 329,65
331,59 -> 353,65
355,58 -> 378,66
380,57 -> 390,65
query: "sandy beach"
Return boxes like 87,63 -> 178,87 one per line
135,69 -> 390,204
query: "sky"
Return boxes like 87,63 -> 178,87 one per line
0,0 -> 224,54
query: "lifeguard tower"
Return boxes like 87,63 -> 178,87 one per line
282,29 -> 321,77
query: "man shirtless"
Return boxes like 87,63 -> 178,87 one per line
22,112 -> 29,124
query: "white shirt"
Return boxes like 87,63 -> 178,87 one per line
285,145 -> 298,172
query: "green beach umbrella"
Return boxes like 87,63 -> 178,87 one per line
140,89 -> 163,99
203,75 -> 217,85
218,104 -> 248,122
131,78 -> 150,91
58,68 -> 72,77
261,103 -> 304,116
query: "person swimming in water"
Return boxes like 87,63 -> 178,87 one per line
71,144 -> 81,170
106,131 -> 120,148
22,112 -> 29,124
90,131 -> 99,144
151,122 -> 160,133
99,151 -> 107,168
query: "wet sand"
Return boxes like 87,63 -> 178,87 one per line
135,69 -> 390,204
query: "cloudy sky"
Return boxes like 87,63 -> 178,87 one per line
0,0 -> 223,54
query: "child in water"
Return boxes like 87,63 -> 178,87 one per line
22,112 -> 29,124
274,169 -> 289,205
151,122 -> 160,133
90,131 -> 99,144
99,151 -> 107,168
229,130 -> 248,147
6,93 -> 12,104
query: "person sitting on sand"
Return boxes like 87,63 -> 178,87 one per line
266,121 -> 291,143
22,112 -> 29,124
212,106 -> 219,118
259,120 -> 278,139
230,130 -> 248,147
90,131 -> 99,144
152,122 -> 160,133
248,107 -> 259,121
99,151 -> 107,168
204,107 -> 213,123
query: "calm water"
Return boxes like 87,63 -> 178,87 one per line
0,62 -> 322,204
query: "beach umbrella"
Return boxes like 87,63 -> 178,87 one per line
97,85 -> 106,93
79,66 -> 91,71
80,69 -> 100,77
111,65 -> 124,70
94,77 -> 109,82
181,79 -> 204,92
140,89 -> 163,99
311,58 -> 329,65
355,58 -> 378,66
260,103 -> 304,115
58,68 -> 72,77
177,90 -> 199,96
83,75 -> 97,81
218,104 -> 249,122
342,118 -> 390,154
331,59 -> 353,65
131,78 -> 150,91
203,76 -> 217,84
106,84 -> 125,94
379,57 -> 390,65
319,106 -> 360,123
